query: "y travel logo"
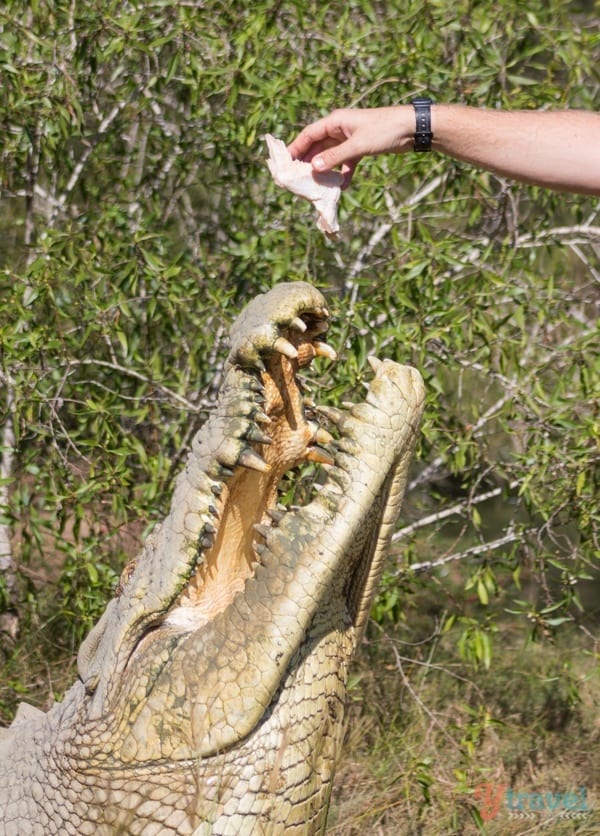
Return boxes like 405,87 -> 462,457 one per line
474,782 -> 591,822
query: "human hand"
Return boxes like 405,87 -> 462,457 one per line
287,107 -> 414,188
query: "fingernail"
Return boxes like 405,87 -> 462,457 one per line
313,156 -> 326,171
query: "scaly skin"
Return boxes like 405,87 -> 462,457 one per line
0,282 -> 425,835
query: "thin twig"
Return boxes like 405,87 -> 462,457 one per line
393,480 -> 520,543
64,358 -> 203,412
398,528 -> 530,575
0,385 -> 16,588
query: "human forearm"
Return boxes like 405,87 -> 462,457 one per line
288,104 -> 600,196
431,105 -> 600,195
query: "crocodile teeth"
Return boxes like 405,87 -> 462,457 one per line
247,376 -> 266,393
266,508 -> 286,524
253,523 -> 271,539
253,409 -> 272,425
250,389 -> 266,404
314,427 -> 334,445
290,316 -> 307,332
297,379 -> 312,397
273,336 -> 298,360
245,426 -> 272,445
305,446 -> 335,465
313,341 -> 337,362
307,421 -> 334,445
316,405 -> 345,426
238,449 -> 271,473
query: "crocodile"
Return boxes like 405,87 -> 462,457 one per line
0,281 -> 425,835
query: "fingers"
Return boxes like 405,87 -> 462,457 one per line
294,139 -> 360,187
287,109 -> 375,187
339,160 -> 358,190
287,106 -> 412,185
297,136 -> 342,164
287,115 -> 348,161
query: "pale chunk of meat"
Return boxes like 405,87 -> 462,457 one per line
265,134 -> 343,237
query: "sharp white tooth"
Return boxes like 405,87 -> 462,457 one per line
273,336 -> 298,359
291,316 -> 307,332
246,426 -> 272,445
315,427 -> 334,444
238,449 -> 271,472
298,375 -> 312,391
313,341 -> 337,362
308,421 -> 334,444
253,409 -> 272,425
305,446 -> 335,466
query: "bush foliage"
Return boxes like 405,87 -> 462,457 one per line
1,0 -> 599,830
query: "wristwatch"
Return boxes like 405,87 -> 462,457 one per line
411,97 -> 434,152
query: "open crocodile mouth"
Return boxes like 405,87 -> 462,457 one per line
165,302 -> 339,630
78,282 -> 424,734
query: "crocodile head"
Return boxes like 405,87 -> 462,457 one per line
69,281 -> 424,830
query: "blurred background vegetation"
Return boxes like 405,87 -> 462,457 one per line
1,0 -> 598,832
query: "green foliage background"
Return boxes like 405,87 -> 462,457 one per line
1,0 -> 599,831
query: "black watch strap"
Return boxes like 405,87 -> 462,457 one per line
411,97 -> 434,152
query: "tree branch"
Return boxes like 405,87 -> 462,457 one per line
398,528 -> 529,575
393,480 -> 520,543
63,358 -> 206,412
0,379 -> 16,593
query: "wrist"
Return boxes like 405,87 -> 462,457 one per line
385,106 -> 418,154
411,97 -> 434,152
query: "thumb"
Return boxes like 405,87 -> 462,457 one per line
312,138 -> 361,173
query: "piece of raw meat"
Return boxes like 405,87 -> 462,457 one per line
265,134 -> 343,237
